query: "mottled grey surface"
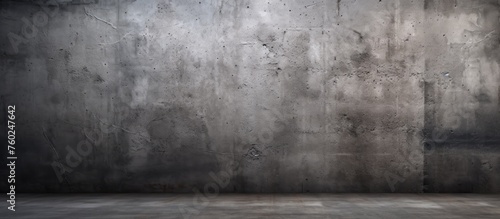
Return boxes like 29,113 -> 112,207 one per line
3,194 -> 500,218
0,0 -> 498,193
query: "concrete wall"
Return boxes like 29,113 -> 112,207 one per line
423,0 -> 500,192
0,0 -> 498,193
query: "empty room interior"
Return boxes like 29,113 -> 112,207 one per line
1,0 -> 500,218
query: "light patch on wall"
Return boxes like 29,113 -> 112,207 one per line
308,36 -> 322,66
131,77 -> 149,108
442,13 -> 480,45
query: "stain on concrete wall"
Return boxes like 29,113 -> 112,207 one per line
0,0 -> 498,193
423,0 -> 500,192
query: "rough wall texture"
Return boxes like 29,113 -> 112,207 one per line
423,0 -> 500,192
0,0 -> 498,193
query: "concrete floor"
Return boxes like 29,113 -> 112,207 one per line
3,194 -> 500,219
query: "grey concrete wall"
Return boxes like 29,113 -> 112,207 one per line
0,0 -> 498,193
423,0 -> 500,192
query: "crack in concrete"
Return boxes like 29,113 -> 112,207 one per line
84,7 -> 117,29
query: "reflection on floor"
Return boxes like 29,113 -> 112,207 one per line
5,194 -> 500,218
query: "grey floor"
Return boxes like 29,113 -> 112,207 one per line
3,194 -> 500,218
